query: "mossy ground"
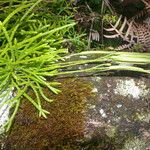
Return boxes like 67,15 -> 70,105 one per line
4,78 -> 94,150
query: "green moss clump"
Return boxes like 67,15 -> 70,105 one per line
4,78 -> 94,150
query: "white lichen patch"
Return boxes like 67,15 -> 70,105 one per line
0,105 -> 10,134
116,104 -> 123,108
91,87 -> 98,93
114,79 -> 149,99
87,119 -> 103,127
79,55 -> 88,59
87,104 -> 96,109
0,90 -> 13,134
99,109 -> 107,118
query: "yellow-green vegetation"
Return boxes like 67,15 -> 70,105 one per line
4,78 -> 94,150
0,0 -> 86,132
0,0 -> 150,133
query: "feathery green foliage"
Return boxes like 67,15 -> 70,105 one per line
0,0 -> 76,131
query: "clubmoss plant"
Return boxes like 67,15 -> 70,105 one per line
0,0 -> 76,131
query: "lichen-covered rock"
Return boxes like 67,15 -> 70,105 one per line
82,76 -> 150,149
1,76 -> 150,150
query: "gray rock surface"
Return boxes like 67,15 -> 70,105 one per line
81,76 -> 150,149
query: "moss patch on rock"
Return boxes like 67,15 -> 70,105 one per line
4,78 -> 94,150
